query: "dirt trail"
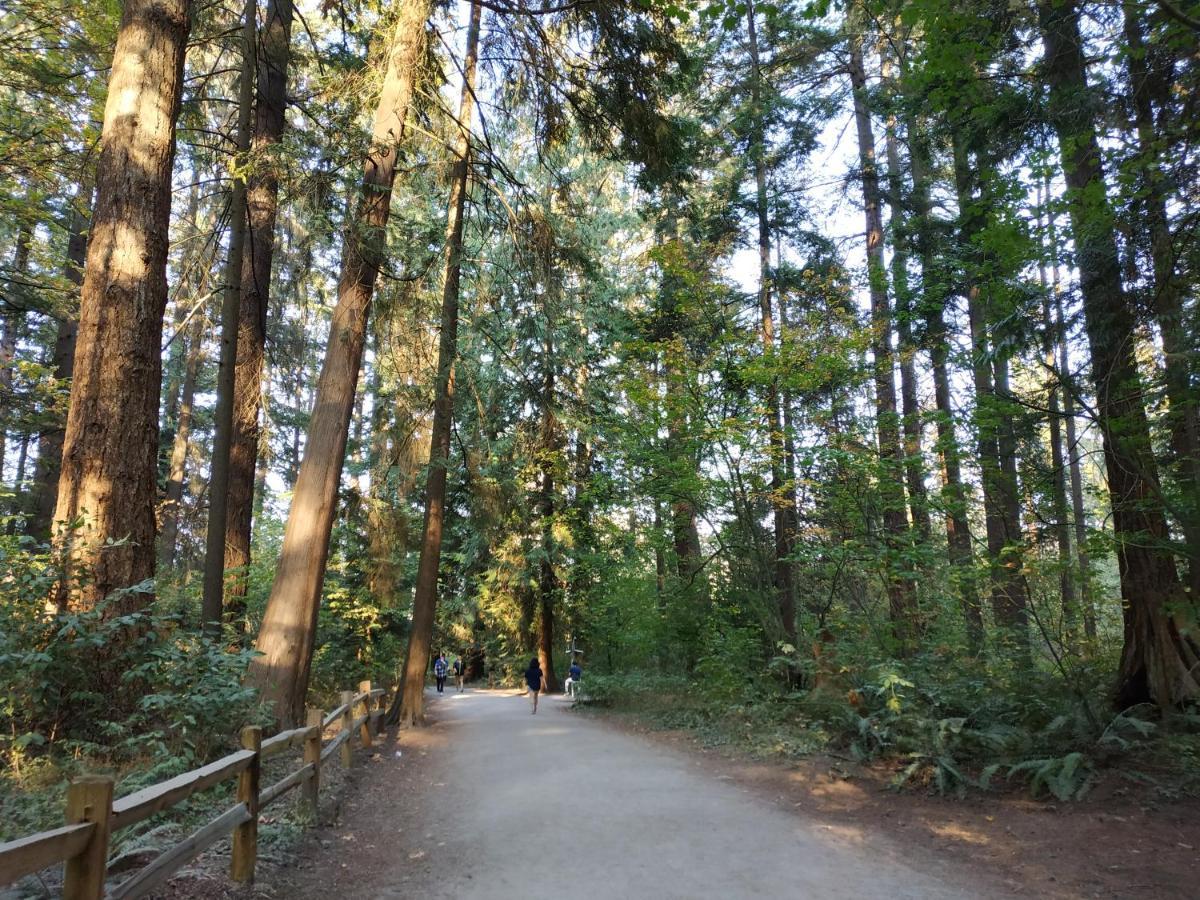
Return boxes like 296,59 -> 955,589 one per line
263,689 -> 992,900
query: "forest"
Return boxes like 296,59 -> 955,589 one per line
1,0 -> 1199,839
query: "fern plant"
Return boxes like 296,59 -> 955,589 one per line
1007,752 -> 1094,801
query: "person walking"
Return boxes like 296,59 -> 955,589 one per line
452,654 -> 465,692
434,652 -> 449,693
524,658 -> 544,714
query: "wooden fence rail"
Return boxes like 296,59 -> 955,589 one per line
0,681 -> 391,900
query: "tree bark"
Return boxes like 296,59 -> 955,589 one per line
952,134 -> 1029,644
1121,3 -> 1200,594
908,124 -> 983,650
30,183 -> 93,542
881,56 -> 932,545
248,0 -> 433,726
396,0 -> 482,726
537,436 -> 561,694
0,224 -> 32,488
775,238 -> 804,620
52,0 -> 191,615
159,314 -> 205,572
849,36 -> 916,646
1054,276 -> 1096,639
224,0 -> 295,623
535,287 -> 562,695
202,0 -> 257,630
1037,185 -> 1079,636
1037,0 -> 1198,706
746,0 -> 797,643
654,502 -> 667,597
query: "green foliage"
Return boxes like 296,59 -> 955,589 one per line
0,538 -> 266,838
580,610 -> 1194,801
308,587 -> 409,703
1007,753 -> 1094,802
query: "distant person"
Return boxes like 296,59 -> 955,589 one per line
452,655 -> 465,692
524,658 -> 544,714
434,652 -> 448,693
565,659 -> 582,698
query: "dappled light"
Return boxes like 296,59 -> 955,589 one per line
3,0 -> 1200,896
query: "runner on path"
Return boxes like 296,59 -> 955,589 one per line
453,655 -> 465,692
524,658 -> 543,713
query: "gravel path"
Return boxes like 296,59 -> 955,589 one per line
319,688 -> 986,900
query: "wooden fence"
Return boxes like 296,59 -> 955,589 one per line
0,680 -> 390,899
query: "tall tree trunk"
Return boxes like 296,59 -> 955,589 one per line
908,123 -> 983,650
775,241 -> 804,618
396,0 -> 481,726
993,353 -> 1028,637
663,344 -> 703,594
537,429 -> 561,693
224,0 -> 295,623
0,224 -> 32,485
952,135 -> 1029,644
202,0 -> 257,630
29,185 -> 92,541
655,220 -> 706,601
1044,303 -> 1077,633
1053,273 -> 1096,639
746,0 -> 796,642
1122,3 -> 1200,594
1037,0 -> 1198,706
881,57 -> 932,545
1037,187 -> 1078,636
653,502 -> 667,597
365,364 -> 402,607
159,314 -> 205,571
536,279 -> 562,695
849,36 -> 915,646
11,433 -> 29,498
52,0 -> 191,615
248,0 -> 433,726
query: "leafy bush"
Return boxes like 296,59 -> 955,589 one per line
1,595 -> 262,767
578,625 -> 1191,802
0,537 -> 267,838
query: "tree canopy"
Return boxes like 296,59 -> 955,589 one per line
2,0 -> 1199,826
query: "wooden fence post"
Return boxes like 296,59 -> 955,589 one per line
303,706 -> 322,818
230,725 -> 261,882
340,690 -> 354,768
62,775 -> 114,900
357,680 -> 373,748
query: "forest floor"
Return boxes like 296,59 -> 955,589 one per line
592,710 -> 1200,899
148,688 -> 1199,900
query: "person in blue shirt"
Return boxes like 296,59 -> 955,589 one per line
566,660 -> 582,698
524,658 -> 543,714
433,653 -> 448,693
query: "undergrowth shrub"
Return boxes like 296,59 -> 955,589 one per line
0,536 -> 267,838
579,632 -> 1196,800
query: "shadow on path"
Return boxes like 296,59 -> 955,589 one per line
262,689 -> 986,900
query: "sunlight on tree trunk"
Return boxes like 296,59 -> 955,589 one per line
225,0 -> 295,626
52,0 -> 191,615
249,0 -> 433,727
395,0 -> 483,727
